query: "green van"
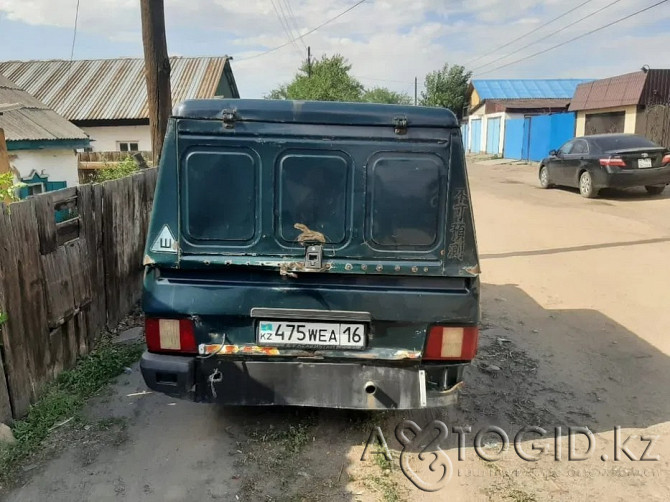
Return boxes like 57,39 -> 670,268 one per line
140,99 -> 480,409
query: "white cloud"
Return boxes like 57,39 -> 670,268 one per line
1,0 -> 669,98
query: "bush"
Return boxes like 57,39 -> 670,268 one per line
93,157 -> 139,183
0,172 -> 23,202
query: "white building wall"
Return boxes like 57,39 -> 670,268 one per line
80,125 -> 152,152
10,148 -> 79,188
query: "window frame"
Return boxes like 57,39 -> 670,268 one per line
558,140 -> 575,156
117,141 -> 140,152
571,139 -> 589,155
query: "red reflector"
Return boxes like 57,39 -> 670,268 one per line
599,157 -> 626,167
663,154 -> 670,165
145,318 -> 197,354
424,326 -> 479,361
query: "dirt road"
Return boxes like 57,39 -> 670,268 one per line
5,160 -> 670,501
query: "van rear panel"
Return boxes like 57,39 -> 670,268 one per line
141,99 -> 480,409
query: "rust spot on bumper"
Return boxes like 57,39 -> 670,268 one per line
200,344 -> 280,356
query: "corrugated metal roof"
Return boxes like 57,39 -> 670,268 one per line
0,57 -> 237,121
569,69 -> 670,111
569,72 -> 647,111
0,74 -> 89,142
472,79 -> 591,100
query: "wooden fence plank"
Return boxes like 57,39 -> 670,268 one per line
33,195 -> 58,255
66,239 -> 92,311
56,218 -> 80,246
4,201 -> 49,413
41,246 -> 75,329
0,203 -> 30,417
0,277 -> 14,423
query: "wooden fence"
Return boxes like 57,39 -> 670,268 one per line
0,169 -> 157,422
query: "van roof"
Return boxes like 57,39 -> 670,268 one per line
172,98 -> 458,128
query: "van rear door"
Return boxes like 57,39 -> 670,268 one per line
164,99 -> 478,278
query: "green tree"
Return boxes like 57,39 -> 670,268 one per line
362,87 -> 412,105
267,54 -> 364,102
420,64 -> 472,119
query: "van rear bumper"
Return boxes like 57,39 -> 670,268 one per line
140,352 -> 464,409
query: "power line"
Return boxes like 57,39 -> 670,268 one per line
466,0 -> 595,66
236,0 -> 367,62
283,0 -> 308,51
472,0 -> 624,73
270,0 -> 301,56
477,0 -> 669,76
69,0 -> 80,62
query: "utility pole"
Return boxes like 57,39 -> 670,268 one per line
0,128 -> 12,204
140,0 -> 172,166
307,46 -> 312,77
0,129 -> 10,175
414,77 -> 418,106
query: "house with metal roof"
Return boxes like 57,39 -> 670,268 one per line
463,78 -> 591,156
0,56 -> 239,153
569,69 -> 670,147
0,74 -> 89,195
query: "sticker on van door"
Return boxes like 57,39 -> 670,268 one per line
151,225 -> 177,253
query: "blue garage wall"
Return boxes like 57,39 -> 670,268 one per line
528,115 -> 552,161
528,112 -> 576,161
504,118 -> 524,159
461,124 -> 469,150
499,112 -> 575,161
548,112 -> 576,154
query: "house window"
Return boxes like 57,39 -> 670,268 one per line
585,112 -> 625,135
118,141 -> 139,152
25,183 -> 44,197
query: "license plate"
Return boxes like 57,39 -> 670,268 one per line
638,158 -> 652,168
257,321 -> 366,349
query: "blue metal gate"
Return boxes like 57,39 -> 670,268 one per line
486,117 -> 501,154
470,119 -> 482,153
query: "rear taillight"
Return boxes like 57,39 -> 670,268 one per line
424,326 -> 479,361
599,157 -> 627,167
145,318 -> 197,354
662,154 -> 670,165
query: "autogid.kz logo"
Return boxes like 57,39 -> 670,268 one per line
361,420 -> 660,492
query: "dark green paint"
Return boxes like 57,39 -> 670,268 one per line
144,99 -> 479,360
7,139 -> 90,151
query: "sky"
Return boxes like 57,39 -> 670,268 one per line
0,0 -> 668,99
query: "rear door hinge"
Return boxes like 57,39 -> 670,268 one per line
393,116 -> 408,135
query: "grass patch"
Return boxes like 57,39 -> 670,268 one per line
0,338 -> 143,486
364,474 -> 404,502
245,420 -> 313,467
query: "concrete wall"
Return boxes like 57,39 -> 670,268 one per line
80,125 -> 151,152
575,105 -> 638,136
10,148 -> 79,188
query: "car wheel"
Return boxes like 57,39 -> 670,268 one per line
579,171 -> 597,198
539,165 -> 552,188
645,184 -> 665,195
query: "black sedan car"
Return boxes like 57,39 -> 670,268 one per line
539,134 -> 670,198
